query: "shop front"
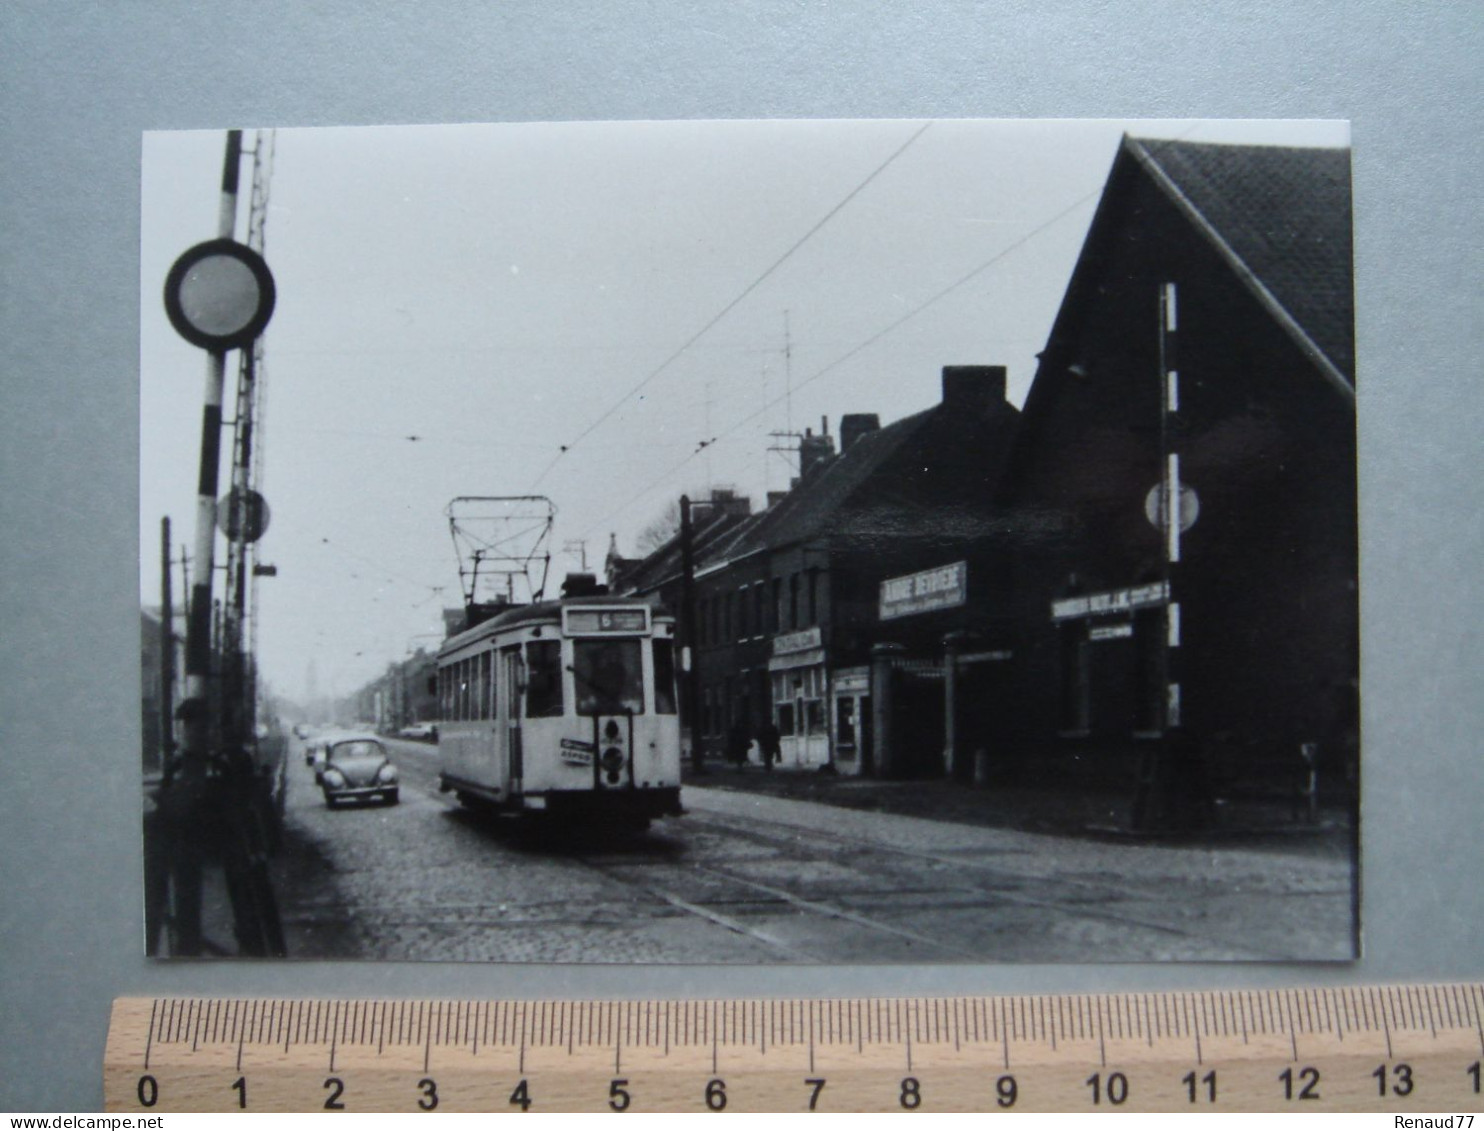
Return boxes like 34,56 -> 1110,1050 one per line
829,666 -> 871,776
768,626 -> 830,768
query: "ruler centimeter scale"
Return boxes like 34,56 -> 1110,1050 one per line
106,984 -> 1484,1113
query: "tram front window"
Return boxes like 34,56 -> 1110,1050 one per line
573,639 -> 644,716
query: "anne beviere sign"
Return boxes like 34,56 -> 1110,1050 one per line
879,561 -> 968,621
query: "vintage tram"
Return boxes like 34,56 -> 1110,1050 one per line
435,588 -> 683,829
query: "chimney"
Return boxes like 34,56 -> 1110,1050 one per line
709,487 -> 751,517
941,365 -> 1006,413
766,490 -> 788,509
798,426 -> 836,479
840,413 -> 880,451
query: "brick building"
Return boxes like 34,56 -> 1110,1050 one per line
991,136 -> 1357,796
615,366 -> 1021,777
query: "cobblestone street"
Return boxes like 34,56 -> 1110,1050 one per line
270,737 -> 1355,964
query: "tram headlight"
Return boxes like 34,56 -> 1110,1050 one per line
600,746 -> 624,784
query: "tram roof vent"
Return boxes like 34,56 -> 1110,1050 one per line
561,572 -> 608,598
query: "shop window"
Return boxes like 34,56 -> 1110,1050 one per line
805,699 -> 825,734
652,639 -> 678,714
836,698 -> 857,747
525,639 -> 563,717
777,701 -> 796,736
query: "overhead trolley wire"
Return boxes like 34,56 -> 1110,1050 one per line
527,120 -> 934,491
575,179 -> 1108,541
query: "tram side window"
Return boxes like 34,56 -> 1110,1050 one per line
479,651 -> 494,720
652,639 -> 677,714
573,639 -> 644,716
525,640 -> 563,717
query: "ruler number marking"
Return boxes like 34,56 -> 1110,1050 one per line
509,1078 -> 532,1111
1373,1062 -> 1415,1097
805,1077 -> 826,1111
1466,1061 -> 1480,1093
1183,1069 -> 1216,1104
899,1076 -> 921,1109
230,1075 -> 246,1109
1086,1071 -> 1128,1105
608,1078 -> 630,1111
995,1074 -> 1018,1108
323,1076 -> 346,1110
1279,1065 -> 1320,1101
705,1077 -> 726,1111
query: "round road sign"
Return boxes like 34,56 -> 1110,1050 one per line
1144,482 -> 1200,533
218,489 -> 270,543
164,238 -> 276,352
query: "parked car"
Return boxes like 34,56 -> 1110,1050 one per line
307,738 -> 328,775
319,734 -> 399,807
397,722 -> 437,740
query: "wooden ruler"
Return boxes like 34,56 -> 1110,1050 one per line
106,985 -> 1484,1112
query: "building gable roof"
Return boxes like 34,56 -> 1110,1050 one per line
1126,136 -> 1355,393
698,395 -> 1019,568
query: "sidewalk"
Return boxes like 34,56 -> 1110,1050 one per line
681,758 -> 1353,857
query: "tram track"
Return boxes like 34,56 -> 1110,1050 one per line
671,806 -> 1289,960
413,775 -> 1342,962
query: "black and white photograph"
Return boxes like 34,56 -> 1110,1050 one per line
141,117 -> 1359,965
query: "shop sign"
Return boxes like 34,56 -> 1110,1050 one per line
1051,581 -> 1169,622
773,626 -> 822,656
833,668 -> 870,694
958,649 -> 1012,664
768,648 -> 825,673
879,561 -> 968,620
1088,623 -> 1134,642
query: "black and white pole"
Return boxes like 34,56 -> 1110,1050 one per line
163,129 -> 277,767
1158,281 -> 1182,729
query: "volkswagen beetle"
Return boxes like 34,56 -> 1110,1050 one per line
319,734 -> 399,807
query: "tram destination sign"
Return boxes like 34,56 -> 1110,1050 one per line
879,561 -> 967,621
563,607 -> 649,635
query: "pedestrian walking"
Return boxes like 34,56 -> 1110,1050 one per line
726,719 -> 751,769
757,718 -> 781,771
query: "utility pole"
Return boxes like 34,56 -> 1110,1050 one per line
680,495 -> 704,774
158,517 -> 176,778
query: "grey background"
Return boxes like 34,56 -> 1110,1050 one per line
1,1 -> 1479,1111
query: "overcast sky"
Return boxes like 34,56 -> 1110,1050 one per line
140,118 -> 1348,704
